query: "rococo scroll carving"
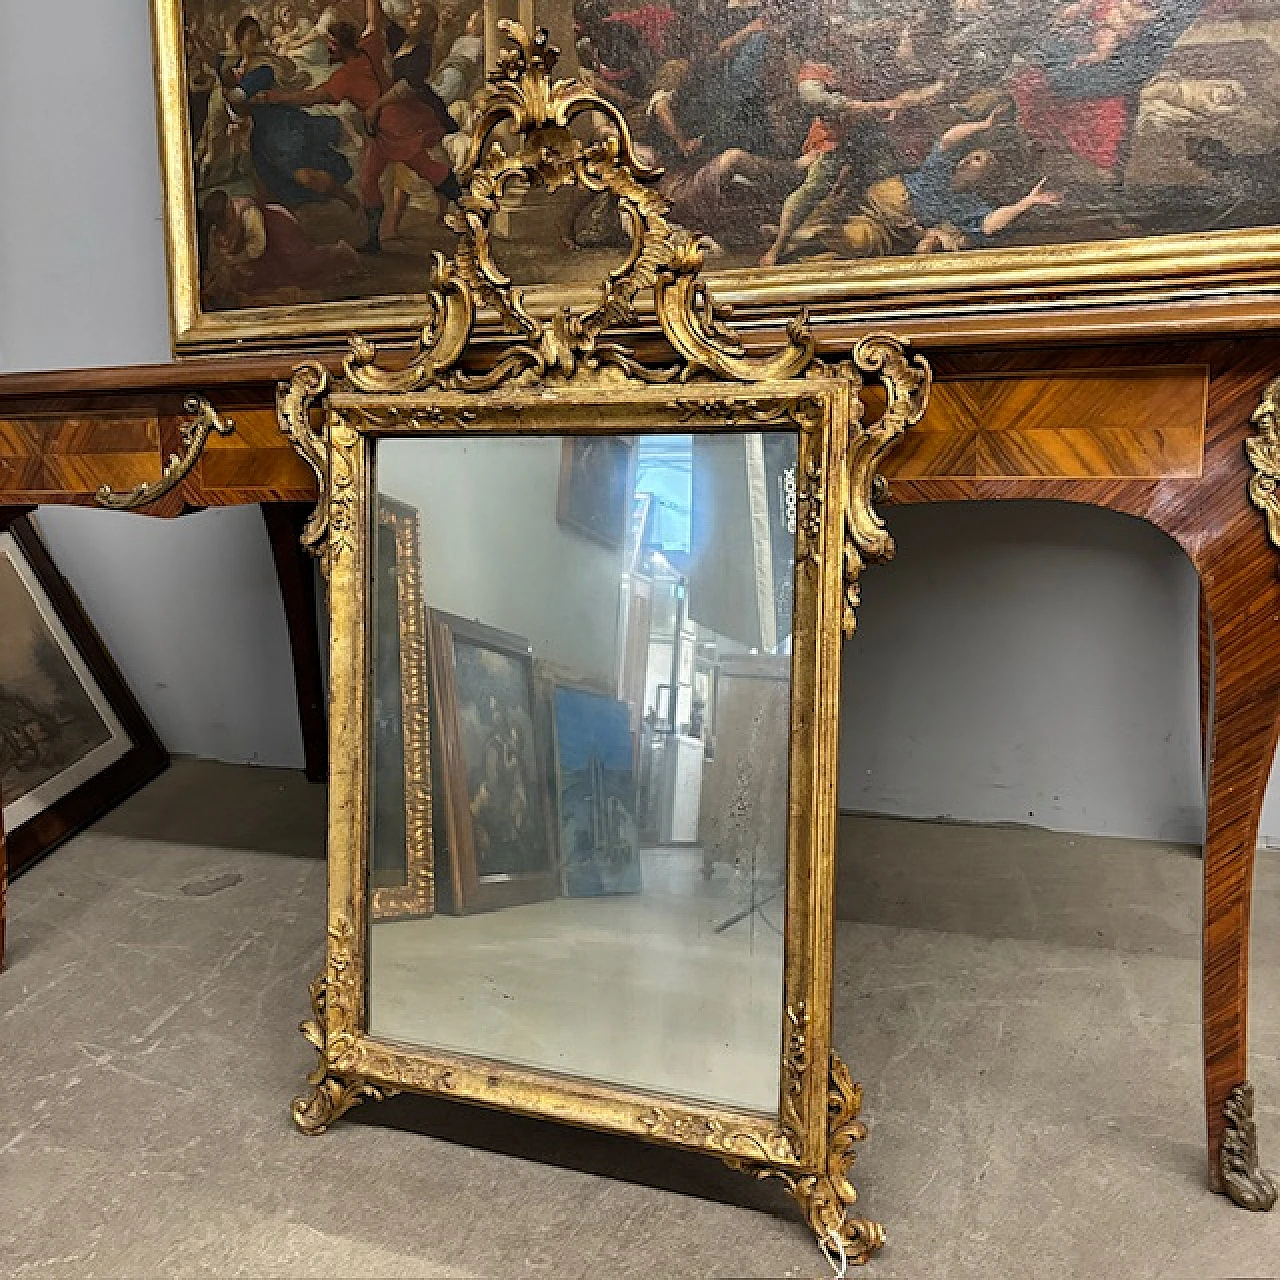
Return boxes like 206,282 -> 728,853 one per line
281,22 -> 930,582
1246,375 -> 1280,555
1220,1082 -> 1278,1211
96,396 -> 235,511
841,337 -> 932,637
276,363 -> 330,562
276,20 -> 928,1263
293,949 -> 396,1136
726,1054 -> 885,1266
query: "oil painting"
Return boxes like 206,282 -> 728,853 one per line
429,611 -> 557,912
550,684 -> 641,897
557,437 -> 634,548
156,0 -> 1280,348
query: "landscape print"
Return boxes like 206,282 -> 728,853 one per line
552,686 -> 641,897
175,0 -> 1280,312
0,549 -> 112,811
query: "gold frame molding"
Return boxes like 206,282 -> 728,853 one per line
278,22 -> 930,1263
370,497 -> 434,921
152,0 -> 1280,357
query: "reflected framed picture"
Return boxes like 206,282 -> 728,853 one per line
370,496 -> 434,920
549,682 -> 641,898
557,437 -> 635,549
428,610 -> 557,914
0,515 -> 167,875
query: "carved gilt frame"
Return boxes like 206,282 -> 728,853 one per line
370,496 -> 434,921
152,0 -> 1280,356
277,23 -> 930,1263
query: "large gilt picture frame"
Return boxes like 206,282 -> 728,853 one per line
370,495 -> 434,919
154,0 -> 1280,355
278,23 -> 930,1262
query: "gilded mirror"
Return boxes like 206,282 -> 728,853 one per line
278,22 -> 930,1265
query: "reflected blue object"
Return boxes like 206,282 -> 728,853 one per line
635,435 -> 692,554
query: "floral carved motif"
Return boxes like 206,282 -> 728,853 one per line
1246,375 -> 1280,554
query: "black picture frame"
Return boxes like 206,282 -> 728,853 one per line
0,512 -> 168,877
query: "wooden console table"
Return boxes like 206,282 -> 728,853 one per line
2,331 -> 1277,1212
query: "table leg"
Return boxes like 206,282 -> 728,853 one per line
1199,586 -> 1212,777
1200,546 -> 1280,1209
263,503 -> 328,783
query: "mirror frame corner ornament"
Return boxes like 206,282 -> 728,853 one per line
277,21 -> 932,1265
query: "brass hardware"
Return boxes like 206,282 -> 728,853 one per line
1246,375 -> 1280,554
95,396 -> 233,510
1220,1083 -> 1278,1211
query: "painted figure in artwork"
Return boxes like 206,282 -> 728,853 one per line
224,15 -> 360,210
259,0 -> 464,250
202,189 -> 360,304
182,0 -> 1280,310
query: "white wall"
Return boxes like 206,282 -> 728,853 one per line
3,0 -> 1279,836
33,506 -> 305,767
0,0 -> 306,769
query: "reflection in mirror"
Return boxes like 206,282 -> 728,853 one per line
369,498 -> 433,919
370,431 -> 798,1113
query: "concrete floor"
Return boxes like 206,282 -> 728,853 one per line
2,760 -> 1278,1278
370,848 -> 784,1112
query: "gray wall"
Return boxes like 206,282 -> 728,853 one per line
380,439 -> 625,687
4,0 -> 1279,839
841,502 -> 1206,843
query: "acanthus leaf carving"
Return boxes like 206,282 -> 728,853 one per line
726,1052 -> 885,1265
292,918 -> 398,1135
841,335 -> 932,637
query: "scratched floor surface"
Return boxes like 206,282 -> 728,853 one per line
2,761 -> 1278,1278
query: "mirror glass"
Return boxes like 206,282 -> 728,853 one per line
369,430 -> 799,1113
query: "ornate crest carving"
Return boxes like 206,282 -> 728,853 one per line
282,21 -> 929,631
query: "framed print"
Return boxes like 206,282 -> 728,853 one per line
370,495 -> 434,919
0,515 -> 168,876
556,436 -> 635,548
549,681 -> 642,897
155,0 -> 1280,354
427,610 -> 557,914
